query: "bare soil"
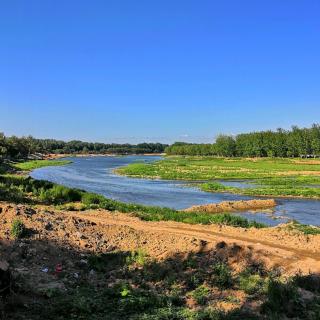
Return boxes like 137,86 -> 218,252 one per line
184,199 -> 277,214
1,201 -> 320,277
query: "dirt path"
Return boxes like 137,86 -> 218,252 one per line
1,202 -> 320,275
68,210 -> 320,274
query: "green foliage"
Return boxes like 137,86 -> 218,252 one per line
190,285 -> 210,305
165,124 -> 320,158
211,263 -> 233,289
0,172 -> 265,228
288,222 -> 320,235
238,272 -> 265,295
0,131 -> 167,159
13,159 -> 71,171
126,249 -> 148,266
119,156 -> 320,199
38,185 -> 82,204
10,219 -> 26,239
81,192 -> 106,206
215,135 -> 236,157
261,277 -> 301,317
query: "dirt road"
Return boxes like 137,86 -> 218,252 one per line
1,202 -> 320,275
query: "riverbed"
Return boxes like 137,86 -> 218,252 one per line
30,155 -> 320,226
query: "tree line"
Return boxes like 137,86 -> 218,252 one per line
165,124 -> 320,157
0,133 -> 167,160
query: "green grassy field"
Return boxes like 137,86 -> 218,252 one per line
117,156 -> 320,199
13,159 -> 72,171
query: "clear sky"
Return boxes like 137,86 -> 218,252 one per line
1,0 -> 320,144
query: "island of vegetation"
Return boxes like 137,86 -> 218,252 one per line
118,124 -> 320,199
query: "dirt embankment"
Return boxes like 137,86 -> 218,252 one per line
185,199 -> 277,213
1,201 -> 320,277
2,201 -> 320,318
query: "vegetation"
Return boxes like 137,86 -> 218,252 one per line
13,159 -> 72,171
211,262 -> 233,289
10,248 -> 320,319
10,219 -> 26,239
0,173 -> 265,228
287,222 -> 320,235
201,179 -> 320,199
118,156 -> 320,199
165,124 -> 320,157
0,132 -> 167,160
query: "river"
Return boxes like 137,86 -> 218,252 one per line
30,155 -> 320,226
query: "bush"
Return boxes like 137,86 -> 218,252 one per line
211,263 -> 232,289
11,219 -> 26,239
126,249 -> 148,266
261,278 -> 300,316
190,285 -> 210,305
81,192 -> 106,206
238,272 -> 265,295
39,185 -> 82,204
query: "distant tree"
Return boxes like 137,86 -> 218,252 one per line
215,135 -> 236,157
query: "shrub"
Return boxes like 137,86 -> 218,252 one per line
261,278 -> 300,316
88,252 -> 128,272
39,185 -> 82,204
212,262 -> 232,289
190,285 -> 210,305
126,249 -> 148,266
81,192 -> 106,206
11,219 -> 26,239
238,272 -> 265,295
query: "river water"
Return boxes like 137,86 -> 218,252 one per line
30,155 -> 320,226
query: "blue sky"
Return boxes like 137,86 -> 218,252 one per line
1,0 -> 320,143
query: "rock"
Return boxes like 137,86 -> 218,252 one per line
25,207 -> 36,216
75,231 -> 87,239
44,222 -> 53,231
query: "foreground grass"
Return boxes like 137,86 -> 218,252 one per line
117,156 -> 320,199
13,159 -> 72,171
11,248 -> 320,320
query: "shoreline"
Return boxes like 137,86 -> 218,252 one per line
44,153 -> 165,160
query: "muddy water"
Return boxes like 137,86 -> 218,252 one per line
30,156 -> 320,226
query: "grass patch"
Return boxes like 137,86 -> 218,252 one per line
287,222 -> 320,235
118,156 -> 320,199
13,159 -> 71,171
190,285 -> 211,305
201,180 -> 320,199
117,156 -> 320,180
238,272 -> 266,295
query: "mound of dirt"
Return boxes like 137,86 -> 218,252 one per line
184,199 -> 277,213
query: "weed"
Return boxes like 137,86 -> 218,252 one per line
126,249 -> 148,266
190,285 -> 210,305
11,219 -> 26,239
